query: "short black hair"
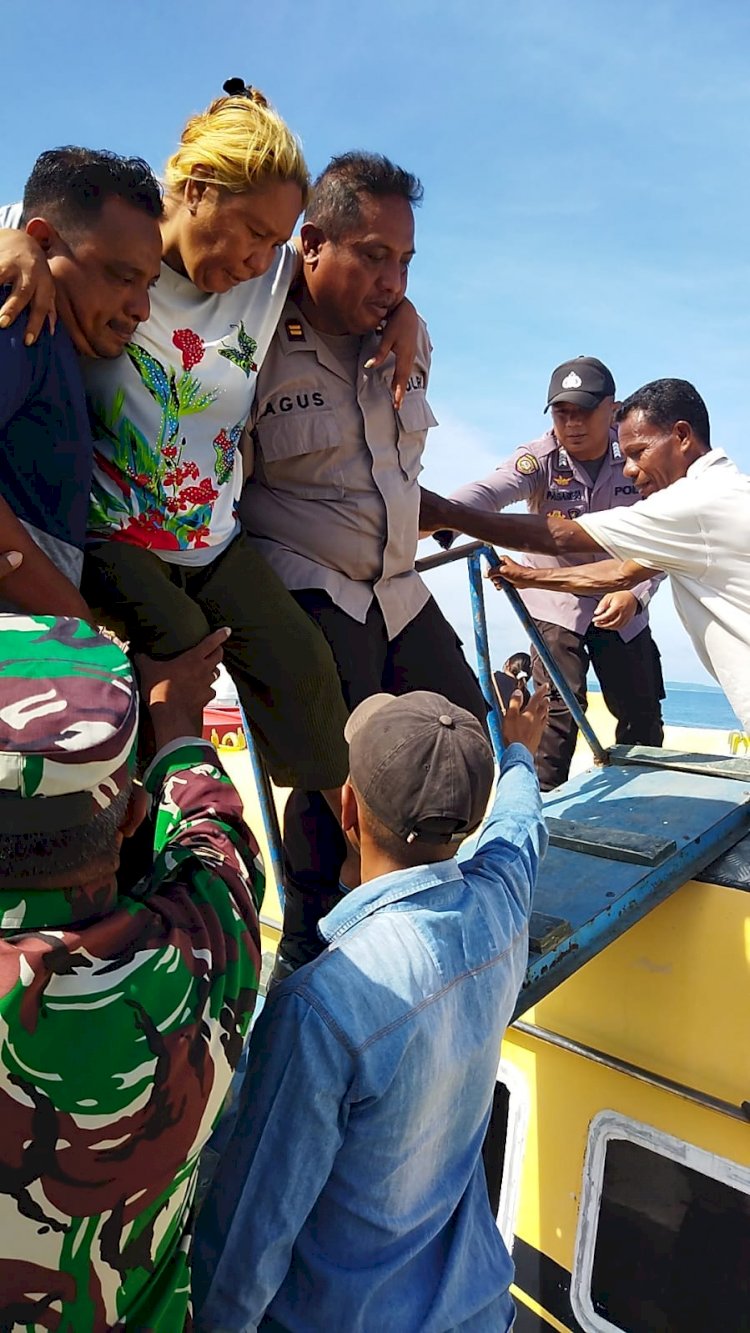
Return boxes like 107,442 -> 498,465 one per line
305,152 -> 423,241
21,146 -> 163,232
505,652 -> 532,680
617,378 -> 711,449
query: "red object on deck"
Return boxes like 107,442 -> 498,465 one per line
202,705 -> 246,745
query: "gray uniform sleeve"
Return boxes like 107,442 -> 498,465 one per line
449,452 -> 541,511
631,572 -> 665,608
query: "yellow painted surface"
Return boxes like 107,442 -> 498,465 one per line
503,1027 -> 750,1282
218,747 -> 286,931
526,877 -> 750,1108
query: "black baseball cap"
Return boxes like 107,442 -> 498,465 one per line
345,691 -> 494,845
545,356 -> 616,412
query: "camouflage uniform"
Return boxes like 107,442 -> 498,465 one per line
0,616 -> 264,1331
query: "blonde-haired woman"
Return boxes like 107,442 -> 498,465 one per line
0,81 -> 416,815
80,80 -> 356,804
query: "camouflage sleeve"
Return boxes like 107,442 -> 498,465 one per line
145,739 -> 264,925
0,740 -> 265,1331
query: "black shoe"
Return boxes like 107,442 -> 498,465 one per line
267,951 -> 297,991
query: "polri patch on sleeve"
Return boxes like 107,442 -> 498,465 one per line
285,319 -> 306,342
516,453 -> 540,476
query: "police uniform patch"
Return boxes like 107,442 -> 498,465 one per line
552,474 -> 571,487
516,453 -> 540,476
285,319 -> 306,342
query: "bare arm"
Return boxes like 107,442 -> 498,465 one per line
0,227 -> 57,344
488,553 -> 660,597
419,488 -> 605,556
0,493 -> 92,619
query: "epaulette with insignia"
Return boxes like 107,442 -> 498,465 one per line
285,318 -> 305,342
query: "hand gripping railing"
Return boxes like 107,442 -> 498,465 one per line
238,540 -> 609,912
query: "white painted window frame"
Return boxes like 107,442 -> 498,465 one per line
571,1109 -> 750,1332
494,1056 -> 530,1252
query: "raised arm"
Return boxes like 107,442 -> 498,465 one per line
366,296 -> 420,410
137,628 -> 264,941
0,224 -> 96,355
0,225 -> 57,344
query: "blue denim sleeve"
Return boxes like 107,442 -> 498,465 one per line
463,742 -> 547,920
193,988 -> 352,1332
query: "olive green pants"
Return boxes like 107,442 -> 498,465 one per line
82,533 -> 349,790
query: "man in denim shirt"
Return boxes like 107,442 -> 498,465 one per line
194,684 -> 549,1333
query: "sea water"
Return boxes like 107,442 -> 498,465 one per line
589,679 -> 742,732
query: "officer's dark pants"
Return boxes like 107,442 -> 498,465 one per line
531,620 -> 665,791
279,592 -> 489,972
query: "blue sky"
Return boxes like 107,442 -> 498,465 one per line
4,0 -> 750,686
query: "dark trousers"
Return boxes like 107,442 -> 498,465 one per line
280,592 -> 488,970
531,620 -> 665,791
81,534 -> 348,791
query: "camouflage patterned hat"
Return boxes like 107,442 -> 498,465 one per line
0,616 -> 139,833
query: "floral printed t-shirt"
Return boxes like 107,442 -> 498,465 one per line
85,243 -> 297,565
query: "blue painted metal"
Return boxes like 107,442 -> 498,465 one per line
235,539 -> 750,1016
510,755 -> 750,1018
467,550 -> 505,761
239,704 -> 285,907
477,544 -> 609,766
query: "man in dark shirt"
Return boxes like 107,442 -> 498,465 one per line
0,147 -> 162,615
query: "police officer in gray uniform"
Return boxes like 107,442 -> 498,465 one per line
443,357 -> 665,789
241,152 -> 487,975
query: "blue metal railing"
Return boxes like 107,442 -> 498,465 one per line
237,540 -> 608,902
240,705 -> 286,907
416,541 -> 608,766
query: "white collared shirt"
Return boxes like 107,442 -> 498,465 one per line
577,449 -> 750,727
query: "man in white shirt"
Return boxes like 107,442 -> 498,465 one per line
420,379 -> 750,730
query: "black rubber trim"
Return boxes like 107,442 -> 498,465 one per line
513,1236 -> 582,1331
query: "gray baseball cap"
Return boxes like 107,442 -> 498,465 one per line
345,691 -> 494,845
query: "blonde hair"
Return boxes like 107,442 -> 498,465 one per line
164,88 -> 309,204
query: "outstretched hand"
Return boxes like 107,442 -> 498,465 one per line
502,683 -> 550,757
365,297 -> 419,410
